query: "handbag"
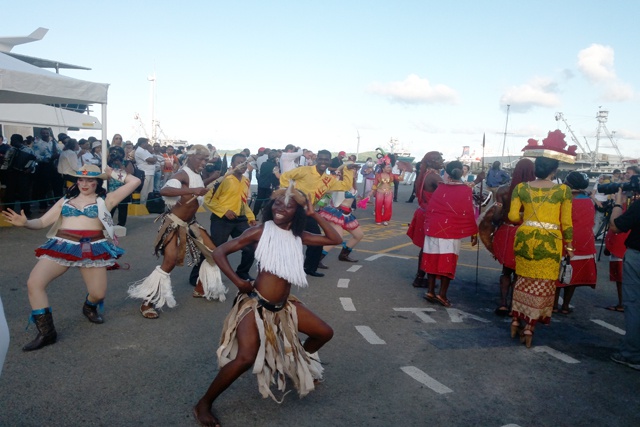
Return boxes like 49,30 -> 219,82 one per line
559,255 -> 573,284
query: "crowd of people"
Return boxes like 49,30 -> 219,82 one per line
1,129 -> 639,426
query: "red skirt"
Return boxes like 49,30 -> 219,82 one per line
556,256 -> 597,288
493,223 -> 518,270
511,276 -> 556,326
407,206 -> 426,247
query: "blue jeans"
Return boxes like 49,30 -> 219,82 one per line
621,248 -> 640,362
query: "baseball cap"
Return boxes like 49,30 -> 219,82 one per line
339,151 -> 346,156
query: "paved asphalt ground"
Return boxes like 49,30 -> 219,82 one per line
1,184 -> 639,426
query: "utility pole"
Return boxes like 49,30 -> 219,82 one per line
356,130 -> 360,161
501,104 -> 510,158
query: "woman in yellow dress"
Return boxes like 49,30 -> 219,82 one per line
508,132 -> 577,347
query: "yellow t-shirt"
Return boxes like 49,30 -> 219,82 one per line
204,174 -> 255,221
280,165 -> 354,205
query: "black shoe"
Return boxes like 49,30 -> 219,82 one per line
318,262 -> 329,269
305,270 -> 325,277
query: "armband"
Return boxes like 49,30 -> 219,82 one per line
613,204 -> 623,209
110,169 -> 128,183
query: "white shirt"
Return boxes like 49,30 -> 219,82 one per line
279,149 -> 304,173
57,149 -> 79,175
135,147 -> 156,176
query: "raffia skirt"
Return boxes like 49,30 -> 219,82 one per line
511,276 -> 556,325
217,292 -> 323,402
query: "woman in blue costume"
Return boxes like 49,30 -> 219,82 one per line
318,165 -> 364,264
1,164 -> 140,351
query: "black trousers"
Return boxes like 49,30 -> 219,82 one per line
33,162 -> 62,208
3,169 -> 32,217
189,214 -> 255,285
303,215 -> 322,273
252,186 -> 273,219
110,195 -> 131,226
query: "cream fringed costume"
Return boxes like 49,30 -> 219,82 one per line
217,220 -> 323,402
128,166 -> 226,308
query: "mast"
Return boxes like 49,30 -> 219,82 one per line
147,72 -> 156,144
356,129 -> 360,161
500,104 -> 510,158
595,109 -> 622,167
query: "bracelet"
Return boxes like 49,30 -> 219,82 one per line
565,247 -> 575,252
613,204 -> 622,209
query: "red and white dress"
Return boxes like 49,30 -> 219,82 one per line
421,183 -> 477,279
557,194 -> 597,288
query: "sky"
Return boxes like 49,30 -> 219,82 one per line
4,1 -> 640,163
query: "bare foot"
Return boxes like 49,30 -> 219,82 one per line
193,402 -> 221,427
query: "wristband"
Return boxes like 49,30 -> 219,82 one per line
613,204 -> 622,209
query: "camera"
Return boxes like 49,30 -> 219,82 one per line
205,162 -> 221,173
597,175 -> 640,195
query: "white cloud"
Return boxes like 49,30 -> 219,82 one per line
369,74 -> 459,105
577,44 -> 616,83
577,44 -> 635,102
499,77 -> 561,112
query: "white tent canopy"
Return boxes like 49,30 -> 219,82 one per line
0,52 -> 108,104
0,51 -> 109,165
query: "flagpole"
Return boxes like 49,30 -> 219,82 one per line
475,133 -> 486,293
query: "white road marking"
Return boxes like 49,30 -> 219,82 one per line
355,325 -> 386,344
340,297 -> 356,311
393,307 -> 437,323
365,253 -> 413,261
591,319 -> 626,335
347,265 -> 362,272
337,278 -> 350,288
445,308 -> 491,323
400,366 -> 453,394
501,424 -> 522,427
533,346 -> 580,364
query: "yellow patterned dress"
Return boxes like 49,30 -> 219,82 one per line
508,182 -> 573,325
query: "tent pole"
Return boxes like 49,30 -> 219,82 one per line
101,103 -> 107,171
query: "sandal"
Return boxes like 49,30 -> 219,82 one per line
510,320 -> 522,338
520,326 -> 534,348
434,295 -> 452,307
560,308 -> 573,315
606,305 -> 625,313
423,293 -> 437,303
140,305 -> 159,319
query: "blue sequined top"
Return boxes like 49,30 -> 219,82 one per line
61,202 -> 99,218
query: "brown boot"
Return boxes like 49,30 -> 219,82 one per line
23,308 -> 58,352
82,298 -> 104,324
338,247 -> 358,262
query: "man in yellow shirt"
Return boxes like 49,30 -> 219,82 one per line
204,153 -> 257,281
280,149 -> 359,276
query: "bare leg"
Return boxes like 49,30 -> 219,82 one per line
79,267 -> 108,303
293,301 -> 334,353
426,274 -> 437,298
194,311 -> 260,427
323,222 -> 344,253
345,226 -> 364,249
142,233 -> 179,315
439,276 -> 451,301
26,258 -> 69,309
498,268 -> 514,308
561,286 -> 576,312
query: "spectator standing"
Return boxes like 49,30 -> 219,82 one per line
609,184 -> 640,370
486,161 -> 510,197
591,174 -> 611,239
162,145 -> 180,183
1,134 -> 36,218
280,144 -> 304,173
111,134 -> 124,147
328,151 -> 345,174
152,142 -> 165,191
32,128 -> 62,209
134,138 -> 157,204
107,146 -> 135,226
361,157 -> 376,200
57,138 -> 81,188
253,150 -> 280,217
